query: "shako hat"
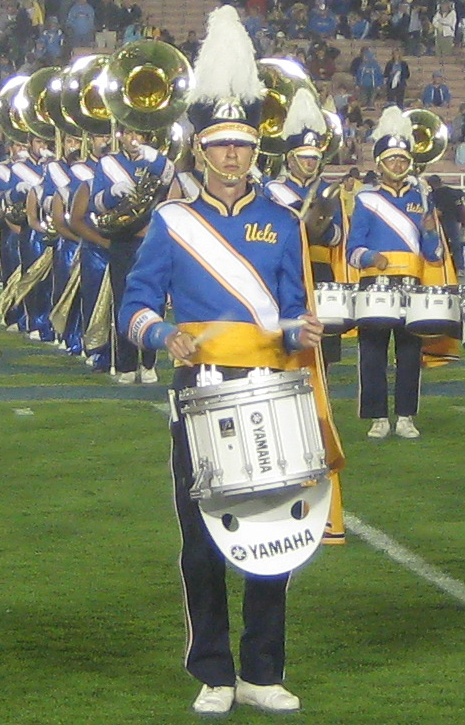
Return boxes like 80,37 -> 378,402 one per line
187,5 -> 264,146
372,105 -> 414,162
282,88 -> 327,158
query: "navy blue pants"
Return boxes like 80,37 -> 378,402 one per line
172,366 -> 290,687
358,324 -> 422,419
109,236 -> 155,373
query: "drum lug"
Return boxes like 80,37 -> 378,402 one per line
190,457 -> 214,500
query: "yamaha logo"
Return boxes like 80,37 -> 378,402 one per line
231,545 -> 247,562
251,411 -> 263,425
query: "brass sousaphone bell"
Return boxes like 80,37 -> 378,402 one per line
0,75 -> 30,144
402,108 -> 448,171
257,58 -> 319,177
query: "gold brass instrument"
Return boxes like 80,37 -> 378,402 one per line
92,41 -> 193,237
402,108 -> 448,171
0,75 -> 30,144
257,57 -> 318,178
16,67 -> 59,141
61,55 -> 113,136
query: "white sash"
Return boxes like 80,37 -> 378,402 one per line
71,163 -> 95,182
159,204 -> 281,332
0,164 -> 10,183
267,181 -> 301,207
358,191 -> 420,254
49,161 -> 71,188
101,155 -> 135,186
11,161 -> 42,186
178,172 -> 201,200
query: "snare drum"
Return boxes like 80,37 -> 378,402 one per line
179,367 -> 327,500
316,282 -> 356,335
354,284 -> 404,328
405,285 -> 461,337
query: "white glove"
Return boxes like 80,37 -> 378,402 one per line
110,180 -> 135,198
138,144 -> 159,162
16,181 -> 32,194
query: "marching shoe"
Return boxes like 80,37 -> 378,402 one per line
235,677 -> 300,712
140,366 -> 158,384
395,416 -> 420,438
117,371 -> 137,385
192,684 -> 235,714
6,323 -> 19,333
29,330 -> 41,341
367,418 -> 390,439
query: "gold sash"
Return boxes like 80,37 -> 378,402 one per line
83,265 -> 112,351
14,247 -> 53,306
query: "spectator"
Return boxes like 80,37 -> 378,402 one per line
17,50 -> 37,74
308,45 -> 336,81
450,102 -> 465,143
422,71 -> 451,108
243,4 -> 264,41
390,2 -> 410,46
406,0 -> 422,55
142,13 -> 161,40
427,174 -> 465,277
336,14 -> 352,38
384,48 -> 410,108
356,47 -> 383,110
432,0 -> 456,56
351,11 -> 370,39
349,45 -> 367,79
122,21 -> 142,44
118,0 -> 142,38
181,30 -> 200,63
318,81 -> 337,112
37,15 -> 64,61
333,82 -> 351,117
346,96 -> 363,126
308,3 -> 337,38
419,11 -> 435,55
362,169 -> 378,188
66,0 -> 95,47
22,0 -> 45,36
94,0 -> 120,50
361,117 -> 375,141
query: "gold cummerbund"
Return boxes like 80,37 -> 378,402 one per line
309,245 -> 331,264
175,321 -> 287,369
360,250 -> 422,279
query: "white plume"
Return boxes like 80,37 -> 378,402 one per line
371,105 -> 414,145
187,5 -> 264,104
282,88 -> 326,139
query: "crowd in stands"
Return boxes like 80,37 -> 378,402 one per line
2,0 -> 465,166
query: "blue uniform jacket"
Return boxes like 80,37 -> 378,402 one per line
346,182 -> 442,270
119,186 -> 308,358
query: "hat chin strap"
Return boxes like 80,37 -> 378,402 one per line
200,144 -> 259,183
377,157 -> 413,182
290,150 -> 321,184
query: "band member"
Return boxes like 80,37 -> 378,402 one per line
12,134 -> 54,341
346,106 -> 444,439
67,134 -> 112,372
119,6 -> 343,715
0,139 -> 27,331
264,88 -> 343,368
90,126 -> 174,384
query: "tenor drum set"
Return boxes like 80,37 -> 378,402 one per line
316,280 -> 465,340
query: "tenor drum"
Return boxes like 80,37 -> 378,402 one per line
354,284 -> 404,328
178,366 -> 331,576
316,282 -> 356,334
405,285 -> 461,337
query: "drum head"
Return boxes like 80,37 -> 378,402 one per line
199,478 -> 332,576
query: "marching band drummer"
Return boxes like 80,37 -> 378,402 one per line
346,106 -> 444,439
119,6 -> 343,715
90,125 -> 175,384
264,88 -> 343,369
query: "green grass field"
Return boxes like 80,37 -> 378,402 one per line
1,331 -> 464,725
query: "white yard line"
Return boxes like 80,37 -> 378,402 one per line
150,403 -> 465,605
346,512 -> 465,605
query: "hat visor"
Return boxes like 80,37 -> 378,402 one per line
377,147 -> 412,163
199,122 -> 259,146
292,145 -> 323,159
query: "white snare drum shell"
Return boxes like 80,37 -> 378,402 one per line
405,287 -> 461,337
354,287 -> 403,328
316,283 -> 355,335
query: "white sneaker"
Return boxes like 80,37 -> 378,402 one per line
235,677 -> 300,712
140,366 -> 158,384
117,371 -> 137,385
29,330 -> 41,341
6,323 -> 19,333
58,340 -> 68,351
192,684 -> 235,714
395,416 -> 420,438
367,418 -> 390,439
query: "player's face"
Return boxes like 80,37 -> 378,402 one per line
289,152 -> 320,181
382,154 -> 410,178
204,142 -> 255,184
121,129 -> 145,155
64,135 -> 81,157
91,135 -> 110,156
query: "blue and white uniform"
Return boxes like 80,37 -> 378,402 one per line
0,160 -> 26,329
346,180 -> 443,419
